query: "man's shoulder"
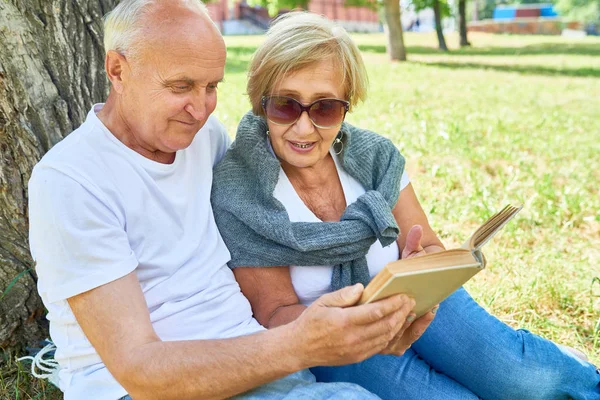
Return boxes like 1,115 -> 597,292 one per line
30,112 -> 115,194
34,114 -> 99,168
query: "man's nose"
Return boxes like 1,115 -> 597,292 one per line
185,93 -> 206,121
294,110 -> 315,135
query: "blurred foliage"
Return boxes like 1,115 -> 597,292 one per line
410,0 -> 452,17
557,0 -> 600,24
246,0 -> 308,16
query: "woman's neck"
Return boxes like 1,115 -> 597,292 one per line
281,154 -> 337,191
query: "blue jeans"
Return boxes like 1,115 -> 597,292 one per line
119,369 -> 379,399
311,287 -> 600,400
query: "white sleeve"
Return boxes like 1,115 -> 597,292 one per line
400,170 -> 410,191
28,166 -> 138,304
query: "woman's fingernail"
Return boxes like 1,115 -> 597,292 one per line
407,314 -> 416,323
431,306 -> 439,315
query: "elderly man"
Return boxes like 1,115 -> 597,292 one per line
28,1 -> 431,399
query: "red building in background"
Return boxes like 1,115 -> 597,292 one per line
205,0 -> 381,34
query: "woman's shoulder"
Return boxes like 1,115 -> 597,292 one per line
342,122 -> 404,159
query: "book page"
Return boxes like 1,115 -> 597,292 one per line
467,204 -> 523,250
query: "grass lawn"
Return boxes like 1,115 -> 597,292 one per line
3,31 -> 599,399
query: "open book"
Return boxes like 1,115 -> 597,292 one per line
358,204 -> 523,317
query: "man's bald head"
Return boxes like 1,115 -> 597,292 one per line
103,0 -> 218,62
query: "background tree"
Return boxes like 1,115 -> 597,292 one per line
556,0 -> 600,26
478,0 -> 498,19
0,0 -> 117,355
248,0 -> 408,61
411,0 -> 450,50
432,0 -> 449,50
458,0 -> 471,46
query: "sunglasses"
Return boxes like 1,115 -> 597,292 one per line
261,96 -> 350,129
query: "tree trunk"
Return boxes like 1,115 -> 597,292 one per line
432,0 -> 448,51
458,0 -> 471,46
0,0 -> 117,353
383,0 -> 407,61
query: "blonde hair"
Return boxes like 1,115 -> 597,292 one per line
103,0 -> 209,58
247,12 -> 368,115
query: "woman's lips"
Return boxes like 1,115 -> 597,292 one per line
288,141 -> 316,152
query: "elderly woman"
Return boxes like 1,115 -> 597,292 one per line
212,12 -> 599,400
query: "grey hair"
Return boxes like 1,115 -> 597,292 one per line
103,0 -> 209,58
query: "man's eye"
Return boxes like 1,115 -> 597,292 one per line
207,83 -> 219,91
171,85 -> 190,93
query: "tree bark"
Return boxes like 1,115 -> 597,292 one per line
383,0 -> 407,61
458,0 -> 471,47
0,0 -> 117,353
432,0 -> 448,51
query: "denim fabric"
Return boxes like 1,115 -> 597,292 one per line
312,287 -> 600,400
212,111 -> 405,291
119,370 -> 379,400
232,369 -> 379,399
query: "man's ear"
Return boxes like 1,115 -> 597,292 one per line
105,50 -> 130,94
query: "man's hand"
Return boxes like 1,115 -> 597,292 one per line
380,308 -> 436,356
289,284 -> 415,368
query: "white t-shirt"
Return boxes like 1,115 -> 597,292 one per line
273,151 -> 410,305
28,104 -> 264,400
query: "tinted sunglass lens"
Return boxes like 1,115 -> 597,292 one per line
309,100 -> 346,128
266,97 -> 301,125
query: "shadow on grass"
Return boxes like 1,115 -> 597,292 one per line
359,42 -> 600,57
412,60 -> 600,78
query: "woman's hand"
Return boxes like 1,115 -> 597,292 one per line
401,225 -> 428,259
381,224 -> 440,356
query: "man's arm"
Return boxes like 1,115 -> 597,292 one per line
69,271 -> 415,400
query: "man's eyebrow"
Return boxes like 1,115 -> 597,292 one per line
162,77 -> 225,85
162,77 -> 195,85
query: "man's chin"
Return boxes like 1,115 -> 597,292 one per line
164,139 -> 195,153
165,126 -> 203,151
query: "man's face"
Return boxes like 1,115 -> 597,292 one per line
118,15 -> 226,155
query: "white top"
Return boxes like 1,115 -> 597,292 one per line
28,105 -> 264,400
273,151 -> 409,305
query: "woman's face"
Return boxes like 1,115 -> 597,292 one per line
266,59 -> 347,171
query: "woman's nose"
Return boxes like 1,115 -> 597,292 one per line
294,110 -> 315,135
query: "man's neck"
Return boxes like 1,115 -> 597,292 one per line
96,95 -> 176,164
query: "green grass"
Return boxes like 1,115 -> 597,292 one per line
0,350 -> 62,400
3,31 -> 599,398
